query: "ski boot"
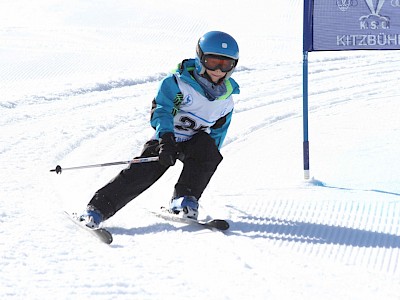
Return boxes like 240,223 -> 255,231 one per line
170,196 -> 199,220
79,207 -> 103,229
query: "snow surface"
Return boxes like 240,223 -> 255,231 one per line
1,0 -> 400,299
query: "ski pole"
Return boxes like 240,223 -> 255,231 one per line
50,156 -> 159,174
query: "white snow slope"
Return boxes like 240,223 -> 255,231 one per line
1,1 -> 400,299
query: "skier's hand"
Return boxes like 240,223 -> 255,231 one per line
158,132 -> 178,167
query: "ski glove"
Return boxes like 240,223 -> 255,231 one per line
158,132 -> 178,167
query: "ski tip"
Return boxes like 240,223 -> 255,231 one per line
209,219 -> 230,231
98,229 -> 113,244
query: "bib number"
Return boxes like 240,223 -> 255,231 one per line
175,116 -> 208,132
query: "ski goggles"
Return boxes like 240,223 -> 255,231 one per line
202,55 -> 236,72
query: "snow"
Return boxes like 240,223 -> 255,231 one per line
1,0 -> 400,299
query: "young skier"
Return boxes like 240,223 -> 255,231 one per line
80,31 -> 240,228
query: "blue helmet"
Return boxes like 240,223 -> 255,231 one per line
195,31 -> 239,79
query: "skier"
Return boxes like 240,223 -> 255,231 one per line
80,31 -> 240,228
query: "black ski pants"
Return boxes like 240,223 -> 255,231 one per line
88,131 -> 223,220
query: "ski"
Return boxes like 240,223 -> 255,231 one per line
152,207 -> 230,231
64,211 -> 113,244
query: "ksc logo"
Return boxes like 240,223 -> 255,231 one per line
181,94 -> 193,107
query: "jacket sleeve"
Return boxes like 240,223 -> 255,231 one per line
150,75 -> 181,139
209,109 -> 233,150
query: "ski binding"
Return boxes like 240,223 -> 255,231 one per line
64,211 -> 113,244
153,207 -> 230,231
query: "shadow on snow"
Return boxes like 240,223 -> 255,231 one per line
108,221 -> 211,237
228,215 -> 400,248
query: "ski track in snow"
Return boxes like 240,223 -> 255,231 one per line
1,0 -> 400,299
2,52 -> 400,298
2,51 -> 400,299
